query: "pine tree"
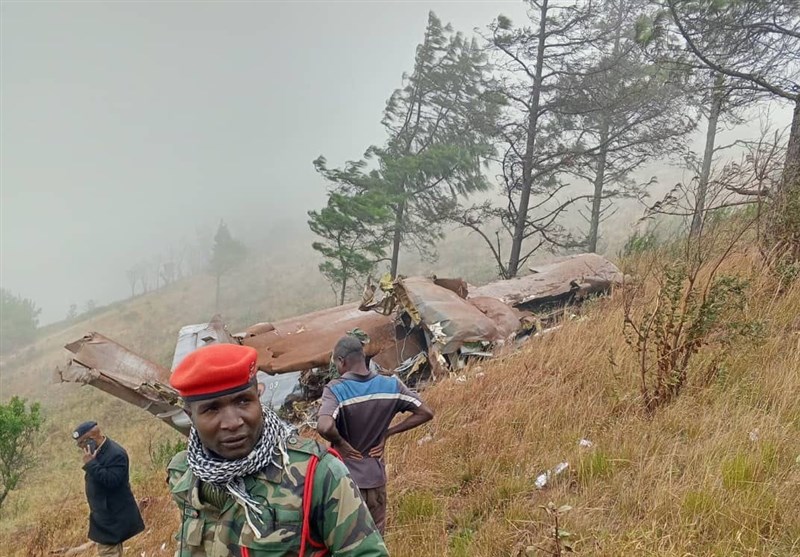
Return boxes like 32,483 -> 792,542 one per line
209,220 -> 246,311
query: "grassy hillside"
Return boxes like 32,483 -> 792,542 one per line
382,248 -> 799,556
1,228 -> 797,556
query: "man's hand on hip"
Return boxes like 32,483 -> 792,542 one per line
367,438 -> 385,459
333,439 -> 363,460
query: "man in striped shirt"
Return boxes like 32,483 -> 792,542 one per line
317,336 -> 434,534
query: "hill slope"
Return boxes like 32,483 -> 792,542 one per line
0,237 -> 798,556
382,252 -> 799,556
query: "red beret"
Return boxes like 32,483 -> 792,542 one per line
170,343 -> 258,402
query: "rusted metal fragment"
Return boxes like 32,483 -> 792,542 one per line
468,296 -> 523,339
240,303 -> 397,373
394,276 -> 503,354
470,253 -> 623,309
359,274 -> 401,316
240,322 -> 276,337
63,332 -> 172,384
57,332 -> 188,433
433,277 -> 469,299
370,327 -> 427,372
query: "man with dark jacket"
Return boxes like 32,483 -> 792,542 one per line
73,421 -> 145,557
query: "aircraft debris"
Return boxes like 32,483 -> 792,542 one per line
56,253 -> 623,430
534,461 -> 570,489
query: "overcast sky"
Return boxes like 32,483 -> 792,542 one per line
1,1 -> 528,323
1,1 -> 791,325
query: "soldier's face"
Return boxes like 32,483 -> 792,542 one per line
188,385 -> 264,460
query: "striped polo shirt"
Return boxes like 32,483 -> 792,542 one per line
318,371 -> 422,489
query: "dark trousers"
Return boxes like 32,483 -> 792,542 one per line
359,485 -> 387,535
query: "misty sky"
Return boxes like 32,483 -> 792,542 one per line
1,1 -> 792,325
1,1 -> 527,323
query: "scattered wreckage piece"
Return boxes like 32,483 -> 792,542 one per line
171,315 -> 236,371
471,253 -> 623,311
237,303 -> 398,373
55,332 -> 189,433
392,276 -> 505,354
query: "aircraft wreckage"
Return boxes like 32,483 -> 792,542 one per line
56,253 -> 623,434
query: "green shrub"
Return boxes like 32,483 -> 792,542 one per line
622,229 -> 659,256
0,397 -> 43,509
148,437 -> 187,468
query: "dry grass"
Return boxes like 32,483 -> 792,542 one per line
1,236 -> 798,556
381,248 -> 800,556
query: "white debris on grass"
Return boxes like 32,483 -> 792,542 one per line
417,434 -> 434,446
535,461 -> 570,489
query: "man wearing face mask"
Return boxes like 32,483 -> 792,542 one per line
73,421 -> 145,557
166,343 -> 387,556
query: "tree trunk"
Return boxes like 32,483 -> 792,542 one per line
587,1 -> 624,253
507,0 -> 548,278
782,98 -> 800,193
390,199 -> 405,277
691,74 -> 724,236
772,97 -> 800,258
215,274 -> 221,312
339,276 -> 347,306
587,118 -> 610,253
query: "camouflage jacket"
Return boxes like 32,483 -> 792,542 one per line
167,437 -> 389,557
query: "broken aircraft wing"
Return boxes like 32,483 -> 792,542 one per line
55,332 -> 188,433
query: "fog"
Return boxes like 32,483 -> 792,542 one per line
0,1 -> 791,325
1,1 -> 529,323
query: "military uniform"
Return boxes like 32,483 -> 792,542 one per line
168,435 -> 389,557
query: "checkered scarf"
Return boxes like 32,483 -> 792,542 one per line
186,405 -> 294,538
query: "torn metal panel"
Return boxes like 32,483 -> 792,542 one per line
258,370 -> 303,411
433,277 -> 469,299
390,352 -> 428,380
359,275 -> 397,315
470,253 -> 623,308
468,296 -> 523,339
394,276 -> 503,354
64,332 -> 172,385
370,326 -> 427,372
172,315 -> 236,370
240,303 -> 397,373
57,333 -> 189,434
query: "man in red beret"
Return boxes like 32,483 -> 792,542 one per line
167,343 -> 388,557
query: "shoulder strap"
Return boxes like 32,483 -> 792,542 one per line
299,448 -> 343,557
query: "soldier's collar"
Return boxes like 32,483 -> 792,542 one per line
261,457 -> 284,484
171,466 -> 194,495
